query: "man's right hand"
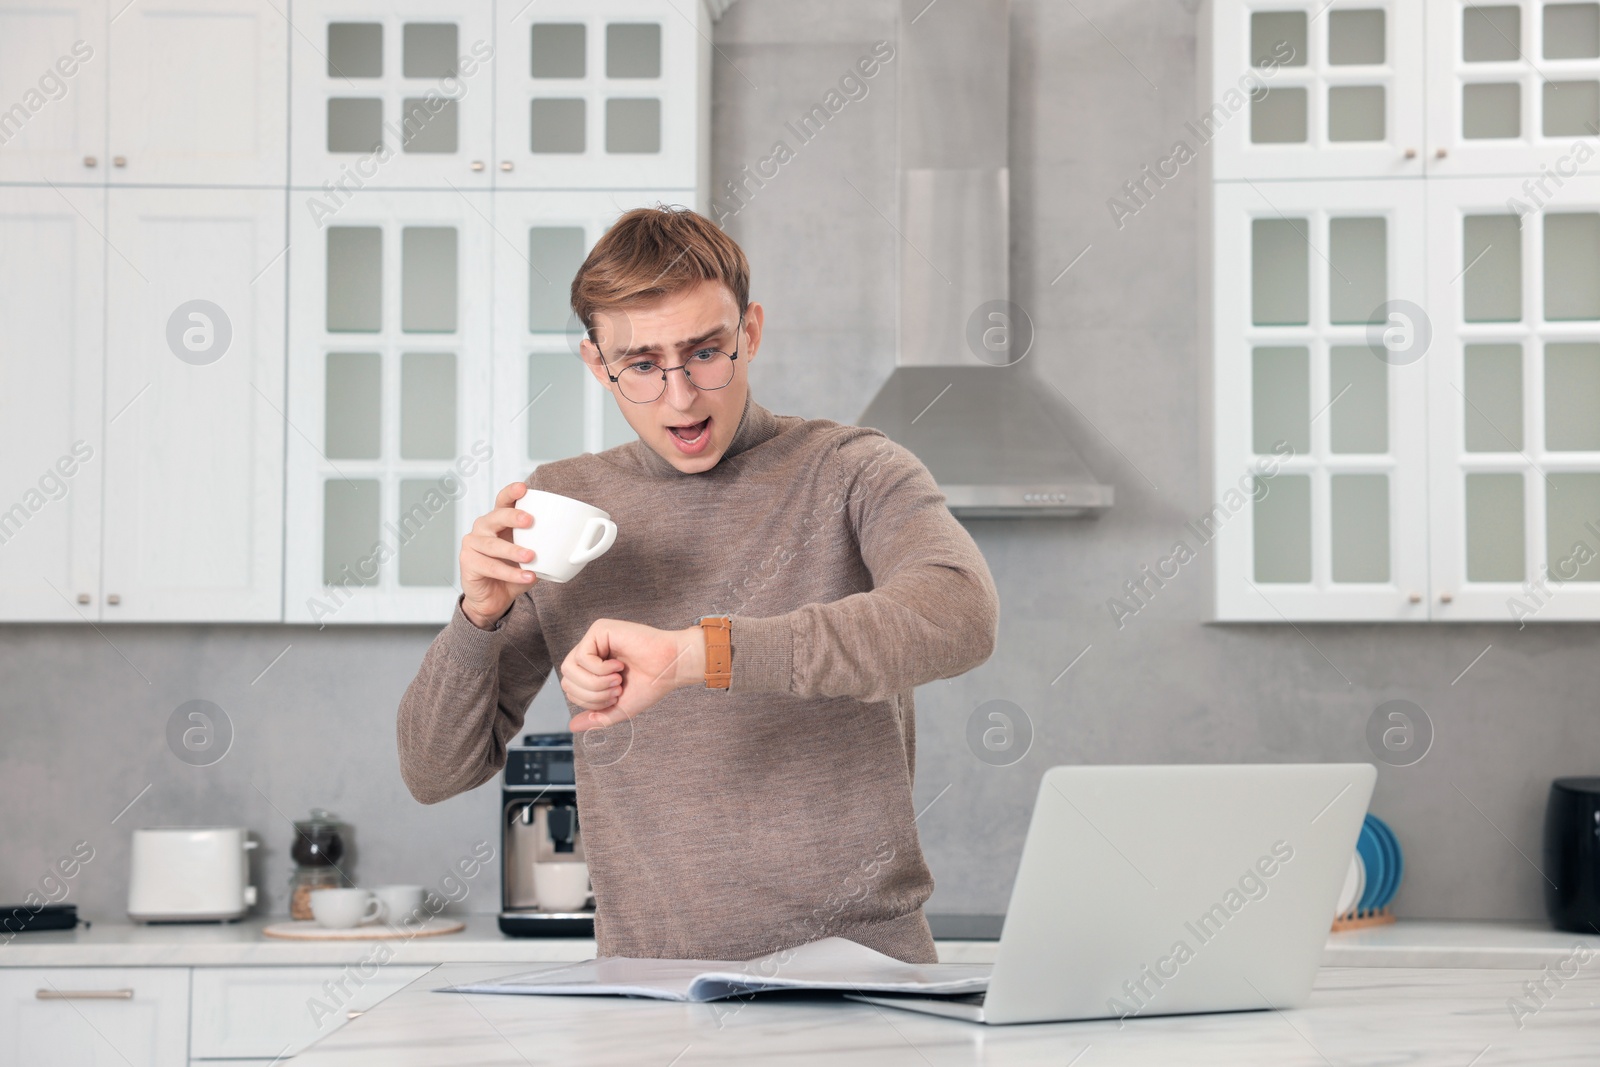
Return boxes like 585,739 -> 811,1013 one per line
460,481 -> 538,629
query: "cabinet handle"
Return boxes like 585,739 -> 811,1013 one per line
107,594 -> 121,606
37,989 -> 134,1000
1435,147 -> 1448,159
83,156 -> 98,168
500,160 -> 513,172
470,160 -> 485,172
1439,591 -> 1454,604
113,156 -> 127,167
1408,592 -> 1422,604
1404,147 -> 1417,159
347,1009 -> 366,1019
76,593 -> 91,605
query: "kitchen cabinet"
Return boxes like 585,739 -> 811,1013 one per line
284,190 -> 496,624
288,0 -> 495,191
0,0 -> 106,185
1212,179 -> 1431,621
106,0 -> 288,187
1208,0 -> 1600,620
101,187 -> 286,621
1209,0 -> 1426,180
0,967 -> 190,1067
0,185 -> 106,622
189,964 -> 428,1059
493,0 -> 707,190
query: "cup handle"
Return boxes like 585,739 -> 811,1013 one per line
569,517 -> 618,566
363,898 -> 386,924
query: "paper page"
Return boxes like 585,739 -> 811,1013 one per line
439,937 -> 991,1002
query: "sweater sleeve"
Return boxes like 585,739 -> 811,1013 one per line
727,431 -> 1000,703
397,592 -> 554,804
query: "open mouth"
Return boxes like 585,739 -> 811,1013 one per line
666,416 -> 711,449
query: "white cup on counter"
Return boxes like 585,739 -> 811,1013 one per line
533,861 -> 594,912
372,884 -> 426,925
309,887 -> 384,929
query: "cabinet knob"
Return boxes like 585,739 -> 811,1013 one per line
83,156 -> 97,168
1439,591 -> 1453,604
1435,147 -> 1448,159
500,160 -> 513,172
113,156 -> 126,168
1408,592 -> 1422,604
1404,147 -> 1417,159
107,594 -> 121,606
470,160 -> 485,172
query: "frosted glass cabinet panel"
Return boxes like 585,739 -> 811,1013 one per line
1427,0 -> 1600,176
286,190 -> 494,624
493,0 -> 705,189
1427,176 -> 1600,620
490,190 -> 693,494
290,0 -> 494,190
1210,1 -> 1425,179
1214,179 -> 1431,620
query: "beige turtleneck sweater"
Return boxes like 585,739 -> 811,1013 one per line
396,392 -> 1000,963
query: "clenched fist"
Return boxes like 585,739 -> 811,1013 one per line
560,618 -> 708,731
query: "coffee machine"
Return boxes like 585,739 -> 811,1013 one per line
499,733 -> 594,937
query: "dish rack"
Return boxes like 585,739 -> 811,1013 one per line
1331,905 -> 1396,932
1329,813 -> 1402,933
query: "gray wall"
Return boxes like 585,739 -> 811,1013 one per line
3,0 -> 1595,927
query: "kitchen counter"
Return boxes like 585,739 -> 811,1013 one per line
292,959 -> 1600,1066
4,916 -> 1595,969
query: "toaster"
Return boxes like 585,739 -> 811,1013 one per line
128,827 -> 258,923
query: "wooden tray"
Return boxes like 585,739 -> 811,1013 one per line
262,917 -> 466,940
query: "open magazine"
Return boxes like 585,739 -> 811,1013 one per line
437,936 -> 992,1003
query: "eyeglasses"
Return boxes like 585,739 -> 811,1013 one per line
594,312 -> 744,404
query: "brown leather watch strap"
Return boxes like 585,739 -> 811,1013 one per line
698,615 -> 731,689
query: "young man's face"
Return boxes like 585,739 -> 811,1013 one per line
581,280 -> 764,475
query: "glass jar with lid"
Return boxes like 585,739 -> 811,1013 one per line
288,808 -> 348,920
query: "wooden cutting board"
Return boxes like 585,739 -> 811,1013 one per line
261,917 -> 466,940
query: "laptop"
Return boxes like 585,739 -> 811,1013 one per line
847,762 -> 1376,1025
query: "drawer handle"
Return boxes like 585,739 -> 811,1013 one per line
37,988 -> 134,1000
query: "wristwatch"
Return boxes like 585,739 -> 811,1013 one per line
695,615 -> 731,689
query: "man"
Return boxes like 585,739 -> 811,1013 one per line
397,204 -> 1000,964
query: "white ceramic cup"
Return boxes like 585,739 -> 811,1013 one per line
532,861 -> 594,912
512,489 -> 619,584
372,885 -> 425,925
310,888 -> 384,929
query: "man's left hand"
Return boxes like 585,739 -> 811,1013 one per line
559,618 -> 707,731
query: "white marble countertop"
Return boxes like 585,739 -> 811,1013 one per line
5,916 -> 1597,970
293,960 -> 1600,1066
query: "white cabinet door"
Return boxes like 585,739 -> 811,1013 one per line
0,185 -> 106,621
101,188 -> 286,621
189,964 -> 429,1059
494,0 -> 705,190
1210,0 -> 1425,180
289,0 -> 494,192
284,189 -> 494,624
1213,179 -> 1431,620
0,0 -> 106,184
490,189 -> 687,493
1426,0 -> 1600,178
1426,176 -> 1600,620
0,967 -> 189,1067
106,0 -> 287,186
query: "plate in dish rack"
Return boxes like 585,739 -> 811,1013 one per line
262,917 -> 466,940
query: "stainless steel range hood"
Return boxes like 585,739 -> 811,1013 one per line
855,0 -> 1113,518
